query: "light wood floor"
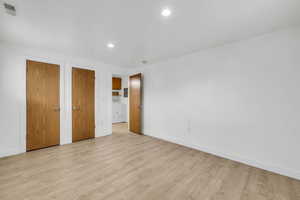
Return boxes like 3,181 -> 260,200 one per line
0,123 -> 300,200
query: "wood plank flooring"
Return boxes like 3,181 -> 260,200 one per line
0,123 -> 300,200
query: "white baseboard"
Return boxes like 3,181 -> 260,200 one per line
144,131 -> 300,180
0,133 -> 112,158
97,132 -> 112,137
0,148 -> 23,158
2,131 -> 299,180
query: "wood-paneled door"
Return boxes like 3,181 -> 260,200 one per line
26,60 -> 60,151
72,68 -> 95,142
129,73 -> 142,134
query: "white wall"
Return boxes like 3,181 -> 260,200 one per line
0,42 -> 124,158
132,27 -> 300,179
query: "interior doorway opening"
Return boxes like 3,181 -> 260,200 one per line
129,73 -> 142,134
112,74 -> 129,134
111,73 -> 143,135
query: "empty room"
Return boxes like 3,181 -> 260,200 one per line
1,0 -> 300,199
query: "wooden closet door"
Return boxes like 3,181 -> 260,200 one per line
129,73 -> 142,134
26,60 -> 60,151
72,68 -> 95,142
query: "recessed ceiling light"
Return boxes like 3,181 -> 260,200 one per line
107,43 -> 115,49
161,8 -> 171,17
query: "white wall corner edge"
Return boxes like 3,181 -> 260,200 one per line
143,130 -> 300,181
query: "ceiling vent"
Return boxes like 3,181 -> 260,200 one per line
4,3 -> 16,16
141,60 -> 148,65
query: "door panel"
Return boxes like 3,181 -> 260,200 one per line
26,60 -> 60,151
129,73 -> 142,134
72,68 -> 95,142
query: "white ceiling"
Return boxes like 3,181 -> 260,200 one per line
1,0 -> 300,68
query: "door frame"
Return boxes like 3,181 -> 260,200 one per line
23,57 -> 64,153
68,64 -> 97,144
129,73 -> 143,135
71,67 -> 96,142
26,59 -> 61,151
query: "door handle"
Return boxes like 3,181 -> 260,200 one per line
53,106 -> 60,112
72,106 -> 80,111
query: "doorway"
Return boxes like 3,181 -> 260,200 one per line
26,60 -> 60,151
112,74 -> 129,133
111,73 -> 143,135
72,67 -> 95,142
129,73 -> 142,134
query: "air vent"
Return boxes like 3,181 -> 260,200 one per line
141,60 -> 148,64
4,3 -> 16,16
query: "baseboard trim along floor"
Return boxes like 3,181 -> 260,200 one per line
144,130 -> 300,181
